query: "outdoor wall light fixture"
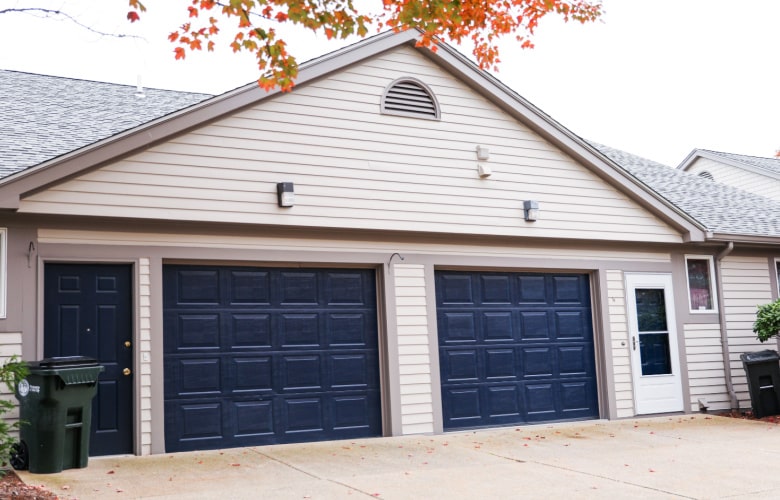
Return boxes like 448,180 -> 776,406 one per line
523,200 -> 539,222
277,182 -> 295,207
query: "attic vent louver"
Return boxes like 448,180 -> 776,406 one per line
698,171 -> 714,181
381,78 -> 440,120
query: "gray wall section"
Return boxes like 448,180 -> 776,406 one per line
3,216 -> 777,454
2,224 -> 38,359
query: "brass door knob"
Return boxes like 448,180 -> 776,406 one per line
124,341 -> 132,348
123,368 -> 131,376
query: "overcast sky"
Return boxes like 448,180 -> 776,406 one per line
1,0 -> 778,167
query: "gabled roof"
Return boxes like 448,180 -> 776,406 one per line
0,31 -> 708,241
677,148 -> 780,179
0,69 -> 211,178
597,144 -> 780,242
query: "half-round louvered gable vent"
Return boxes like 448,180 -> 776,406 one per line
698,171 -> 714,181
381,78 -> 440,120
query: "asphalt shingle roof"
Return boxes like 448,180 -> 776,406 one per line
0,69 -> 211,178
595,143 -> 780,239
697,149 -> 780,177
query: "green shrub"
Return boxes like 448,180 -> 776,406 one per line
754,298 -> 780,343
0,356 -> 27,468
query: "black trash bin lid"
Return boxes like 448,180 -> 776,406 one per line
740,350 -> 780,363
36,356 -> 99,368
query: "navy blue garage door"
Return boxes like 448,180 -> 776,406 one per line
436,271 -> 599,430
163,265 -> 381,452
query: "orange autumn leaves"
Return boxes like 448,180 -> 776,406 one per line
127,0 -> 602,91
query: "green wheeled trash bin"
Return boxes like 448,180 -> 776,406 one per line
11,356 -> 104,474
740,350 -> 780,419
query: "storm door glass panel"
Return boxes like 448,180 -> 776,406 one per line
635,288 -> 671,376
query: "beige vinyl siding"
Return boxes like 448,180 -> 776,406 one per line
721,256 -> 774,408
138,258 -> 152,455
606,270 -> 634,417
37,229 -> 672,264
687,158 -> 780,202
393,263 -> 434,435
21,47 -> 682,244
683,323 -> 728,411
0,333 -> 22,432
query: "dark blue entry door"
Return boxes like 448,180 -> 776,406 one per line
163,265 -> 381,452
44,263 -> 134,456
436,271 -> 599,430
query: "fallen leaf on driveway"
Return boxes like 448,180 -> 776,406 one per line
107,470 -> 115,474
230,463 -> 241,467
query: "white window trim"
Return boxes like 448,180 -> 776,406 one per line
0,228 -> 6,318
684,254 -> 718,314
774,258 -> 780,296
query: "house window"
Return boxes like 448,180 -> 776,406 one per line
0,229 -> 6,318
685,256 -> 717,313
776,259 -> 780,295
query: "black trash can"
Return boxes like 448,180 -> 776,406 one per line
740,350 -> 780,418
12,356 -> 104,474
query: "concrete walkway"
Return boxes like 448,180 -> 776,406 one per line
17,415 -> 780,499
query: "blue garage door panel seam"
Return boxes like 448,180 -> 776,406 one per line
436,271 -> 599,430
163,265 -> 382,452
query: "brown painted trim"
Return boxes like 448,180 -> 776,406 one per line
149,256 -> 166,455
423,263 -> 444,434
589,270 -> 613,420
376,264 -> 397,437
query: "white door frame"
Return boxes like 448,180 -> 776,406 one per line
625,273 -> 684,414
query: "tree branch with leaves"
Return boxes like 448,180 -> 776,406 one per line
126,0 -> 603,91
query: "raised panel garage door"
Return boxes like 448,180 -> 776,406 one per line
436,271 -> 599,430
163,265 -> 381,452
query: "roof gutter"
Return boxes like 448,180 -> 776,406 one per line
706,233 -> 780,246
714,241 -> 739,411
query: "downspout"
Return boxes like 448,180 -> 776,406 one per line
714,241 -> 738,410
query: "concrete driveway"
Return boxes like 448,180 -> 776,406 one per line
17,415 -> 780,499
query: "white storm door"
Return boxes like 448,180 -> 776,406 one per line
625,273 -> 684,414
